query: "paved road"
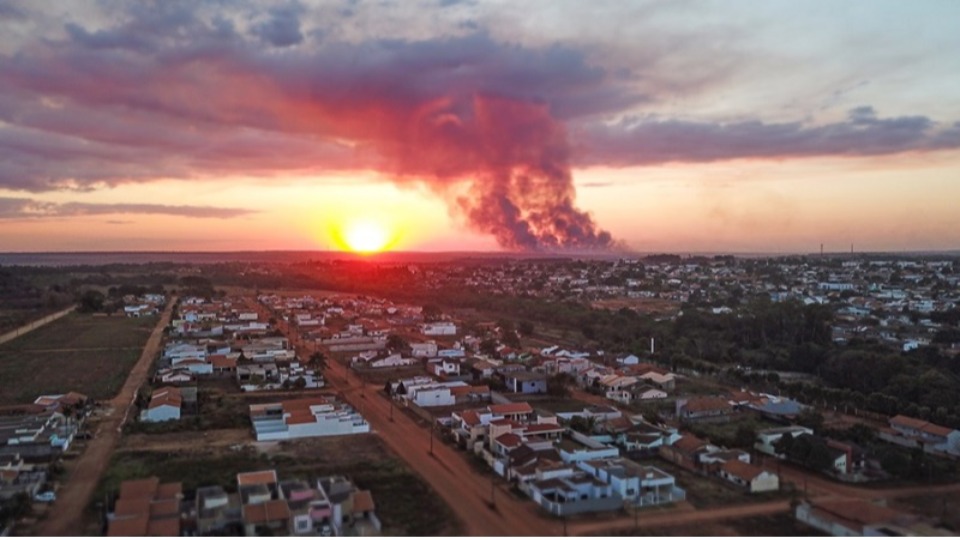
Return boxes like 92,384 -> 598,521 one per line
37,298 -> 177,536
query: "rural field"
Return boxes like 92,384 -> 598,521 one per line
0,313 -> 157,405
91,434 -> 463,536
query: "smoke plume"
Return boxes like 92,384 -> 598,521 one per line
379,95 -> 614,250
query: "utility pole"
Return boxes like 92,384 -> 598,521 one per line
389,398 -> 394,422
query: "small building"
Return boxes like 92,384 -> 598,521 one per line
140,387 -> 182,423
505,372 -> 548,394
718,460 -> 779,493
107,477 -> 183,537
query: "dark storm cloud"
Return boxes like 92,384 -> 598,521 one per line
0,197 -> 255,219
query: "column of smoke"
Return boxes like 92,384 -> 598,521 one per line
380,95 -> 615,251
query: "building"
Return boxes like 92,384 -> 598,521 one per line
795,498 -> 946,536
504,372 -> 548,394
249,398 -> 370,441
676,397 -> 735,423
879,415 -> 960,458
421,322 -> 457,336
106,477 -> 183,537
718,460 -> 780,493
754,426 -> 815,457
140,387 -> 182,423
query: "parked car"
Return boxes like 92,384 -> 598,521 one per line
34,491 -> 56,502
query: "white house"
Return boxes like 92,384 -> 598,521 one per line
421,322 -> 457,336
754,426 -> 815,457
410,342 -> 439,358
576,459 -> 685,507
249,398 -> 369,441
718,460 -> 779,493
140,387 -> 182,423
427,358 -> 462,377
409,386 -> 456,408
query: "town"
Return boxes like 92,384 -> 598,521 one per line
1,252 -> 960,536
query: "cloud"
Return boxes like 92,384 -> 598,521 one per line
577,107 -> 960,166
0,197 -> 256,219
251,3 -> 305,47
0,3 -> 958,249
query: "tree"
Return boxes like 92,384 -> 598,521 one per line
796,409 -> 825,432
773,432 -> 794,457
292,377 -> 307,390
517,320 -> 534,336
308,352 -> 327,371
386,334 -> 408,352
479,338 -> 499,357
733,423 -> 758,449
77,290 -> 105,312
547,373 -> 575,399
384,380 -> 393,395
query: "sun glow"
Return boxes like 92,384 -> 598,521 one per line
335,219 -> 394,253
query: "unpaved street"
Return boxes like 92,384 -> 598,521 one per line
37,298 -> 177,536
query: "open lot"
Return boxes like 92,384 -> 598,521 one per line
93,434 -> 462,536
0,314 -> 156,405
610,511 -> 825,536
0,313 -> 157,351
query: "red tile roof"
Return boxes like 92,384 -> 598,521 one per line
243,499 -> 291,524
721,459 -> 769,482
237,470 -> 278,487
489,402 -> 533,415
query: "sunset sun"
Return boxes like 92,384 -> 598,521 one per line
339,219 -> 393,253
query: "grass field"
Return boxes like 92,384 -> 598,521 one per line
94,434 -> 462,536
0,314 -> 157,405
611,512 -> 825,536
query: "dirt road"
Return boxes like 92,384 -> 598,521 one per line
0,306 -> 75,346
329,355 -> 560,535
570,499 -> 791,535
37,298 -> 177,536
757,454 -> 960,501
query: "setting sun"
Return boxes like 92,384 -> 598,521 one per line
338,219 -> 393,253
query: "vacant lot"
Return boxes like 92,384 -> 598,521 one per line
0,314 -> 156,405
611,511 -> 825,536
94,434 -> 462,536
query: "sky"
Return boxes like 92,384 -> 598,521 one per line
1,0 -> 959,253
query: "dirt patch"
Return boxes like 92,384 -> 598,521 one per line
591,297 -> 681,315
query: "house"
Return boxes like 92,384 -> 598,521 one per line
249,398 -> 369,441
658,435 -> 717,471
410,342 -> 439,358
526,470 -> 620,516
107,477 -> 183,537
556,432 -> 620,463
504,372 -> 548,394
421,322 -> 457,336
755,426 -> 815,457
795,498 -> 945,536
718,460 -> 780,493
880,415 -> 960,457
427,357 -> 462,377
140,387 -> 182,423
195,485 -> 240,535
676,397 -> 735,423
576,459 -> 685,507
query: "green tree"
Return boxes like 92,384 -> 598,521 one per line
77,290 -> 105,312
